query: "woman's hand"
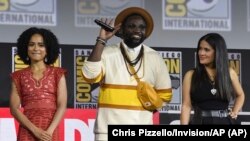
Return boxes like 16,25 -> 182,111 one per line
228,108 -> 238,119
33,127 -> 52,141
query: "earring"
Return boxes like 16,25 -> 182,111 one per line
26,57 -> 29,61
44,57 -> 48,63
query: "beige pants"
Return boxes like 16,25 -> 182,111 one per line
95,133 -> 107,141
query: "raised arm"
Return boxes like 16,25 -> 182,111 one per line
88,19 -> 121,62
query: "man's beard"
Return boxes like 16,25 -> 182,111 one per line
124,37 -> 145,48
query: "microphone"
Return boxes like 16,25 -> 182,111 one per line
94,19 -> 114,32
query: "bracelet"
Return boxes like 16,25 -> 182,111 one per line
96,37 -> 107,46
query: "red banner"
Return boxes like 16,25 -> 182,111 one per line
0,108 -> 159,141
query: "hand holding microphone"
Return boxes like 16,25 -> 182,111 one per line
94,19 -> 114,32
94,19 -> 121,38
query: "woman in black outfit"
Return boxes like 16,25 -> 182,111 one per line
180,33 -> 245,124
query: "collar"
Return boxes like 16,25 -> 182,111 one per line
121,41 -> 142,54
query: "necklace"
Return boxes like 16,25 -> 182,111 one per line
120,43 -> 144,77
210,80 -> 217,95
120,43 -> 144,66
124,56 -> 143,76
207,73 -> 217,95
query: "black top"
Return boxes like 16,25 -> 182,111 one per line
191,80 -> 229,110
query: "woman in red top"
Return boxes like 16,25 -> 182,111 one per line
10,27 -> 67,141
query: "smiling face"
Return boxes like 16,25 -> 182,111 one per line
198,40 -> 215,67
27,34 -> 47,63
122,15 -> 146,48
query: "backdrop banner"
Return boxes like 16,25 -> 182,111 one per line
0,43 -> 249,127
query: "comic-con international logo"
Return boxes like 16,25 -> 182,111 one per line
0,0 -> 56,26
11,47 -> 61,72
163,0 -> 231,31
75,0 -> 144,27
158,51 -> 182,113
74,49 -> 99,109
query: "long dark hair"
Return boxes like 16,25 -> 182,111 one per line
17,27 -> 60,65
191,33 -> 234,101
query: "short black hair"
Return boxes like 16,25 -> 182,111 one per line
17,27 -> 60,65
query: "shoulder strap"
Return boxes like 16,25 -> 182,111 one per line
128,65 -> 140,83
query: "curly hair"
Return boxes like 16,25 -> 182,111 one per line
17,27 -> 60,65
